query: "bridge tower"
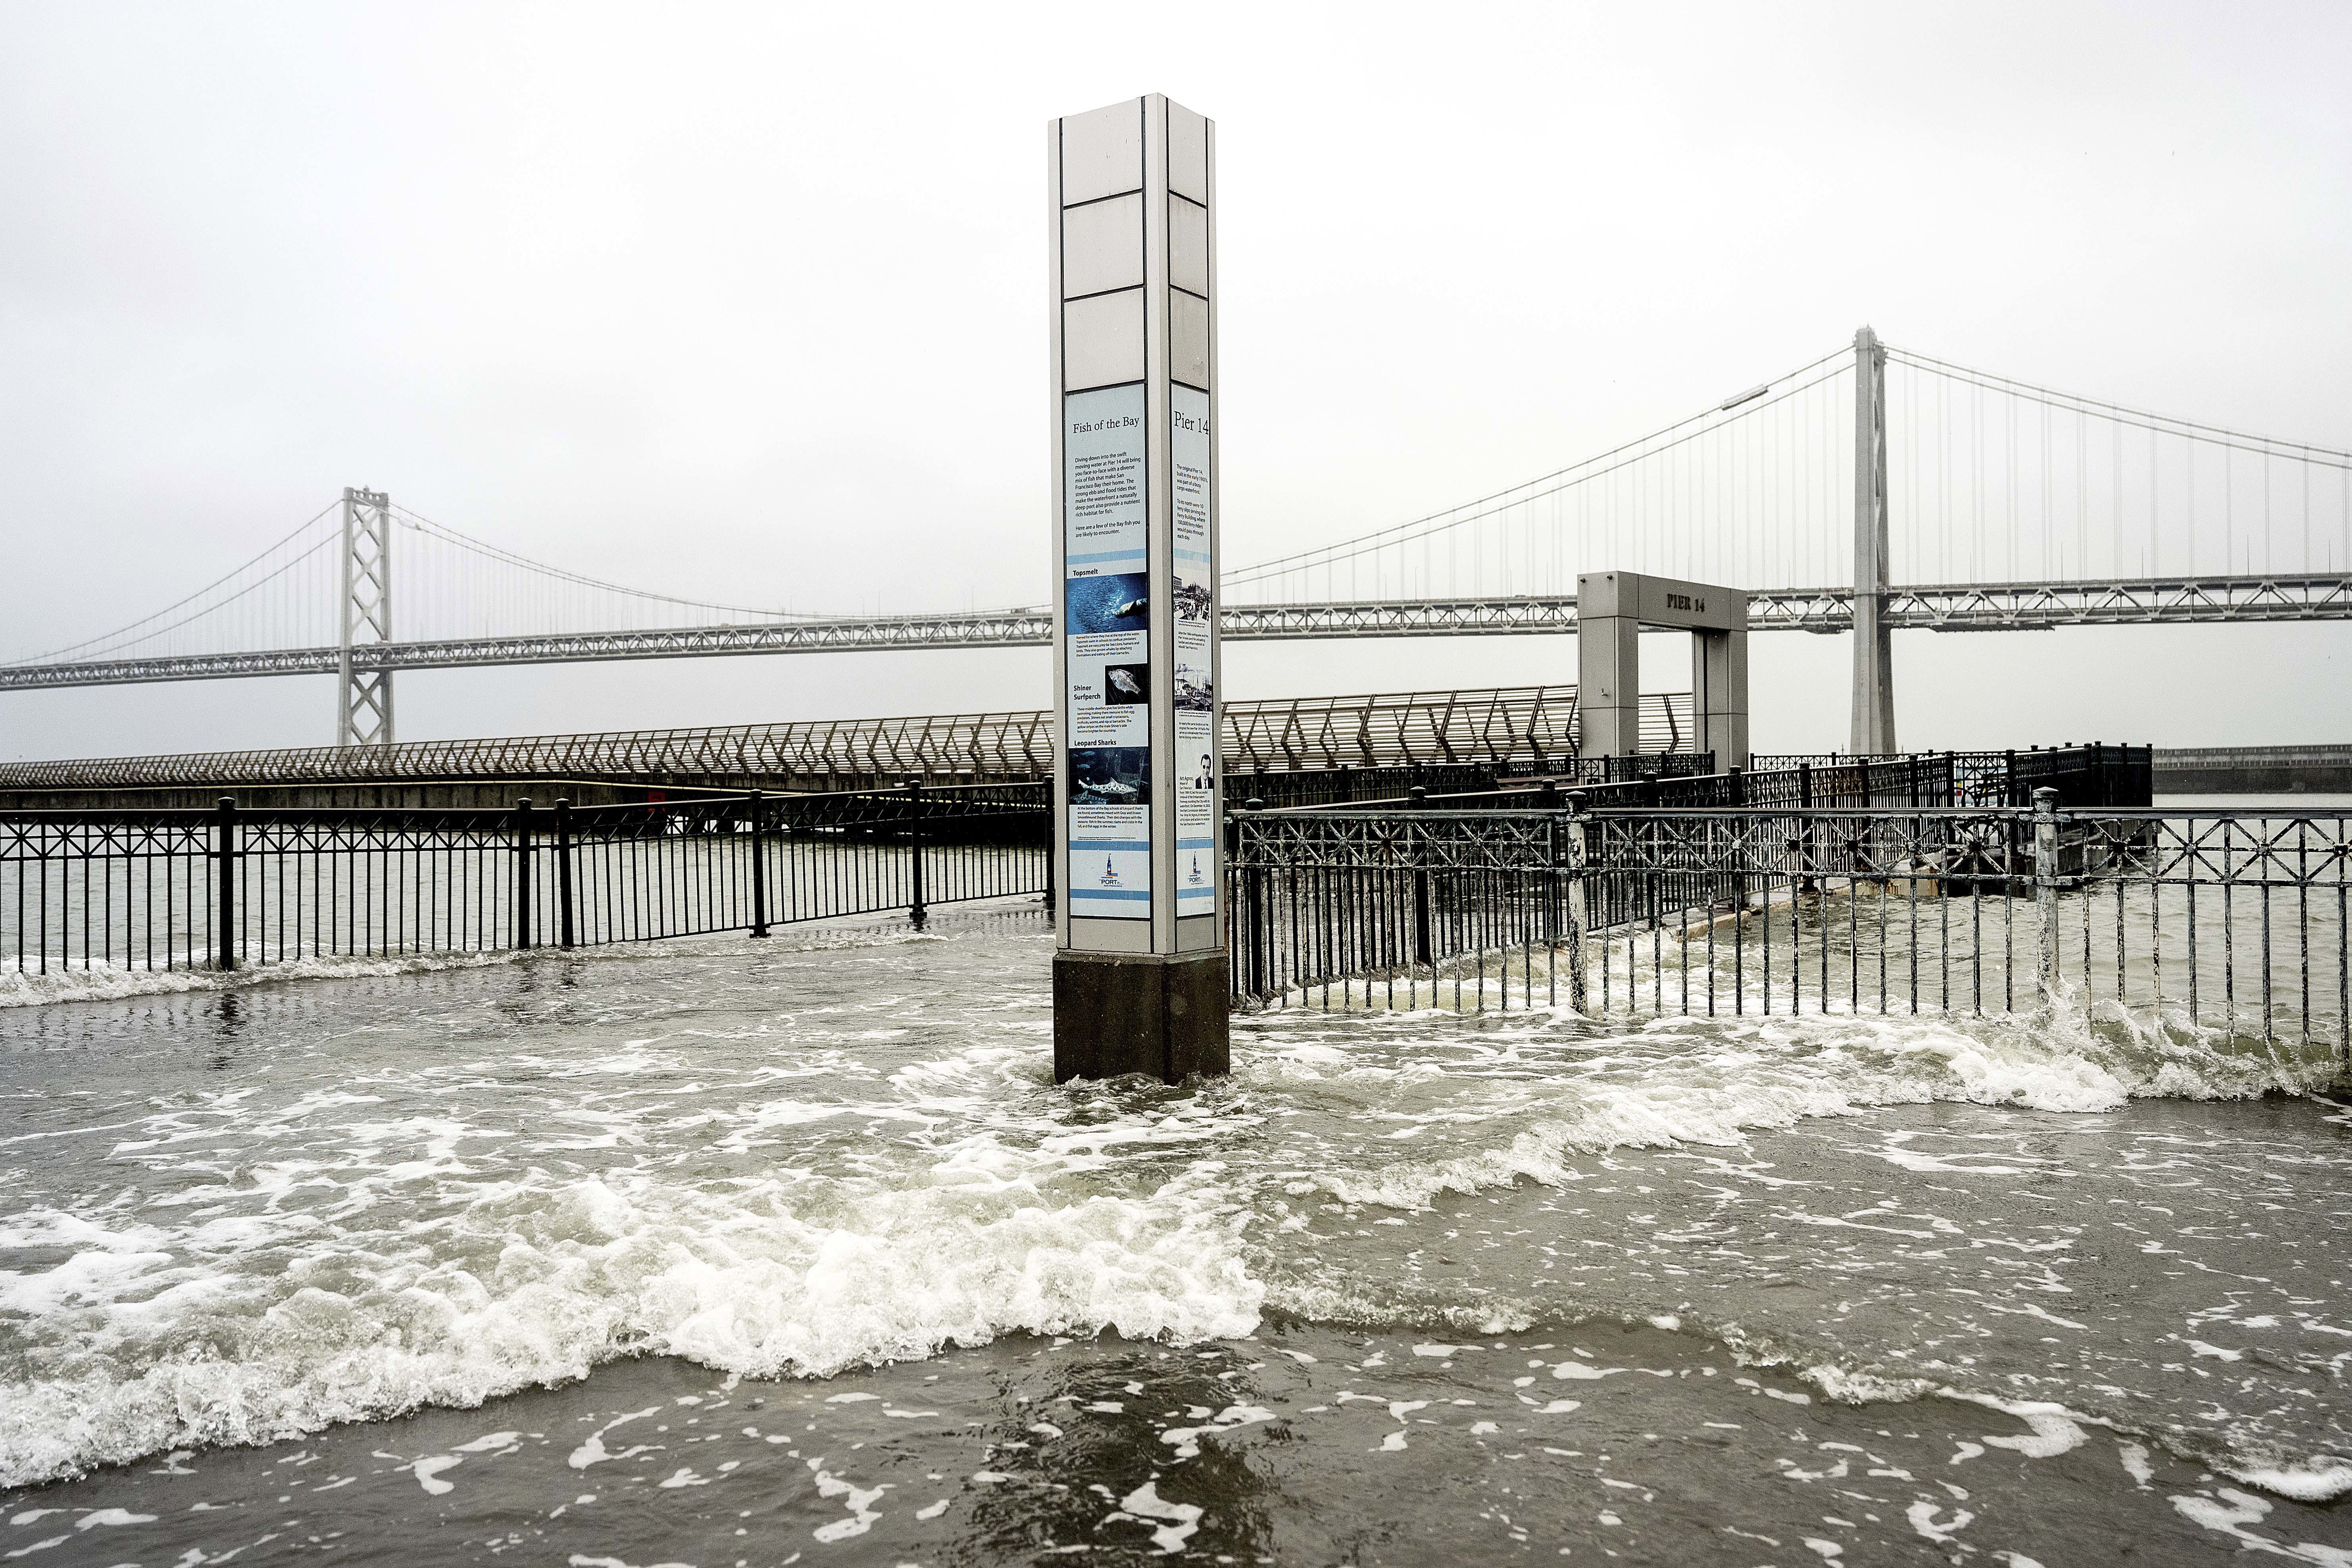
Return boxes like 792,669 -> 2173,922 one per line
1850,326 -> 1896,755
336,487 -> 394,748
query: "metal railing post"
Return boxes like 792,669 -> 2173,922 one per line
554,797 -> 577,949
514,798 -> 535,950
905,780 -> 927,927
2033,787 -> 2060,1005
1565,790 -> 1590,1015
746,789 -> 769,937
215,797 -> 237,972
1409,787 -> 1432,970
1242,798 -> 1267,999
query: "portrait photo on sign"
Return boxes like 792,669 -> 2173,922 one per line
1065,573 -> 1149,635
1102,663 -> 1149,705
1068,747 -> 1151,804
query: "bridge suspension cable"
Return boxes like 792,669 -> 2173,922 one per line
1224,344 -> 1857,606
1883,347 -> 2352,585
1221,336 -> 2352,607
6,500 -> 343,667
5,332 -> 2348,690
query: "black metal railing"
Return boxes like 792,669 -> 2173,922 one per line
3,783 -> 1049,976
1227,794 -> 2347,1076
1225,753 -> 1715,811
1752,745 -> 2152,808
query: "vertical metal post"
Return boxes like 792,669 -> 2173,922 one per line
214,797 -> 237,972
746,790 -> 769,938
1242,798 -> 1267,998
1409,787 -> 1432,969
1849,327 -> 1897,755
1565,791 -> 1590,1015
554,797 -> 577,949
514,798 -> 535,951
905,780 -> 927,928
2033,787 -> 2060,1004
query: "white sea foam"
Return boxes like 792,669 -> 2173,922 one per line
2,911 -> 2340,1510
0,1141 -> 1260,1489
0,949 -> 520,1009
1249,1006 -> 2310,1216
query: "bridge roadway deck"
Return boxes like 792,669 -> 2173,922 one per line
2,573 -> 2344,691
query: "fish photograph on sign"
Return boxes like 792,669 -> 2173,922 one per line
1102,663 -> 1148,705
1067,746 -> 1150,804
1065,573 -> 1149,636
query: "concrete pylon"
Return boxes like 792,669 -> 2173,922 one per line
1849,327 -> 1897,755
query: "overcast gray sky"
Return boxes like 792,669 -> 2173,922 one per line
3,0 -> 2347,762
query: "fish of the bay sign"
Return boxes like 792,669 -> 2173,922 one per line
1049,94 -> 1229,1082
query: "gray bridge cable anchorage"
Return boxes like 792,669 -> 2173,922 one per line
6,571 -> 2348,696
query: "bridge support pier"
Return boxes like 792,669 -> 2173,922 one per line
1850,327 -> 1897,754
336,487 -> 394,748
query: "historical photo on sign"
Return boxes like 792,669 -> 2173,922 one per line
1065,573 -> 1149,636
1172,657 -> 1211,712
1067,746 -> 1150,805
1173,576 -> 1212,622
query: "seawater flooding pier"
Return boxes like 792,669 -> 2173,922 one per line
9,728 -> 2344,1087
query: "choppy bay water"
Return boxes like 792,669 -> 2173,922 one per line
2,898 -> 2348,1565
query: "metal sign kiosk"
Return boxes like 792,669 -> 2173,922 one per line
1049,94 -> 1229,1083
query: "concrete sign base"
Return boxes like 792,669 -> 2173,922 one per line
1052,950 -> 1230,1083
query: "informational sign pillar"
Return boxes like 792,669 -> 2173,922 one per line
1049,94 -> 1230,1083
1577,571 -> 1749,766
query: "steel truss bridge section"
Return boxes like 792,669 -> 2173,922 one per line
1223,573 -> 2352,639
1,574 -> 2341,695
0,686 -> 1694,794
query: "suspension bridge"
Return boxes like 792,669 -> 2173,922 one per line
4,331 -> 2346,755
